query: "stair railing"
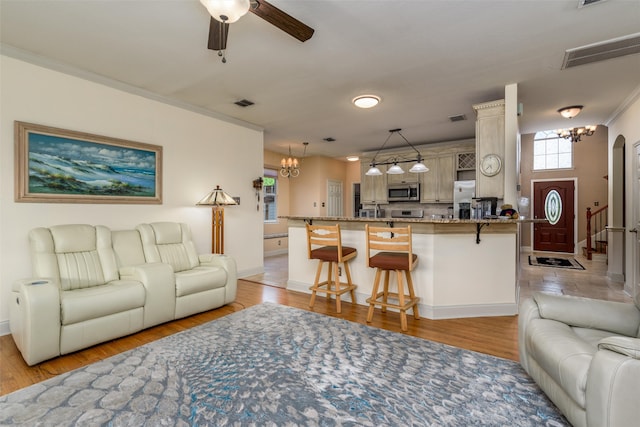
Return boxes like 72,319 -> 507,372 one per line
585,205 -> 608,260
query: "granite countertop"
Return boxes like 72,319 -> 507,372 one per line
280,215 -> 543,224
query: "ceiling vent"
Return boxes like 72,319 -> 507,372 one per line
234,99 -> 254,107
562,32 -> 640,69
448,114 -> 467,122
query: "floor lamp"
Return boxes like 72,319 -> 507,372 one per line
196,185 -> 237,254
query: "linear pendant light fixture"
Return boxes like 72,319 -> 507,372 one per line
366,129 -> 429,176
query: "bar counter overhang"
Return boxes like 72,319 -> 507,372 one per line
282,216 -> 524,319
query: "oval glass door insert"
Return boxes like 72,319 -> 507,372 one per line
544,189 -> 562,225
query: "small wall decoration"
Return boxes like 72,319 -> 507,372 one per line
15,121 -> 162,204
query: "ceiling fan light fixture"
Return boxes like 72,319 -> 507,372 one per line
352,95 -> 380,109
558,105 -> 583,119
200,0 -> 250,23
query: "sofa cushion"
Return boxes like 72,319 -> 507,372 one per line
175,266 -> 227,297
526,318 -> 596,408
61,280 -> 145,325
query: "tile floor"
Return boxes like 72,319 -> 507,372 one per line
244,251 -> 632,304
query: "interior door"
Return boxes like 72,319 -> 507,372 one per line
327,180 -> 343,216
533,180 -> 575,253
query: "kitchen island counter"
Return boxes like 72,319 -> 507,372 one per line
281,215 -> 521,319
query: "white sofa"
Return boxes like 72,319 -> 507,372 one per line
10,222 -> 237,366
519,291 -> 640,427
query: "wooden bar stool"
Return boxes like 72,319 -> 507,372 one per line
306,223 -> 357,313
365,224 -> 420,331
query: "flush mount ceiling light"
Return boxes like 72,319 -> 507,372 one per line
346,156 -> 360,162
352,95 -> 381,109
365,129 -> 429,176
558,105 -> 583,119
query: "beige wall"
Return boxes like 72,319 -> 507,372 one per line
519,126 -> 609,247
289,156 -> 350,217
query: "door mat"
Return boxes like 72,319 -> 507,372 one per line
528,256 -> 585,270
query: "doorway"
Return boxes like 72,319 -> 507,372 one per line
533,180 -> 576,253
327,180 -> 343,216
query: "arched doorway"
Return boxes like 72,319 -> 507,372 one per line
608,135 -> 626,282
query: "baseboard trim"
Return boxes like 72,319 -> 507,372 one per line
607,272 -> 624,283
265,249 -> 288,257
286,281 -> 518,319
238,266 -> 263,278
0,320 -> 10,337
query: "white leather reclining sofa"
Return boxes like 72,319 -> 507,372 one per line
10,222 -> 237,366
519,291 -> 640,427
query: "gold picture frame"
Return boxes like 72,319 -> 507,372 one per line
15,121 -> 162,204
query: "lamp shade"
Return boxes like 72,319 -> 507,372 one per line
199,0 -> 250,23
196,185 -> 237,206
387,164 -> 405,175
409,162 -> 429,173
365,166 -> 382,176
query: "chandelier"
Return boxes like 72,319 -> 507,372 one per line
365,129 -> 429,176
280,142 -> 308,178
557,126 -> 597,143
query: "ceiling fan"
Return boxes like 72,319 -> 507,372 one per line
200,0 -> 314,63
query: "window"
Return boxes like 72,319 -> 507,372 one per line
533,130 -> 573,170
263,170 -> 278,223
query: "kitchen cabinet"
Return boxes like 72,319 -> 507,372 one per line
360,161 -> 388,204
421,154 -> 455,203
473,100 -> 505,198
386,165 -> 420,185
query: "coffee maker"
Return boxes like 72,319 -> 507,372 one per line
473,197 -> 498,219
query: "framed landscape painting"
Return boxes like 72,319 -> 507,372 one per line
15,121 -> 162,204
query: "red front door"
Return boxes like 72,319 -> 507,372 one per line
533,180 -> 575,253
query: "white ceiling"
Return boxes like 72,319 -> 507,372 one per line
1,0 -> 639,160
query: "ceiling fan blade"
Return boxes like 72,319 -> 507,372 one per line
250,0 -> 314,42
207,17 -> 229,51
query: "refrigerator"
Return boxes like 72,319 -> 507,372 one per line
453,180 -> 475,219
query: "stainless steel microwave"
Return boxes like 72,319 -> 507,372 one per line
387,183 -> 420,202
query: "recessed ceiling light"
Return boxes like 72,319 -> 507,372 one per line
346,156 -> 359,162
352,95 -> 380,109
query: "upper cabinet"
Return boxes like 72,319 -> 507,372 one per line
421,154 -> 456,203
473,100 -> 505,198
360,160 -> 388,204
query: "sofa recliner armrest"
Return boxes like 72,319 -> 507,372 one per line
598,336 -> 640,359
518,297 -> 542,374
533,292 -> 640,337
587,340 -> 640,427
10,279 -> 61,366
119,263 -> 176,328
198,254 -> 237,304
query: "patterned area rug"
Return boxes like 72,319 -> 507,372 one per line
529,256 -> 585,270
0,303 -> 568,426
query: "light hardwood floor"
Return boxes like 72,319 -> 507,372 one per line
0,251 -> 629,396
